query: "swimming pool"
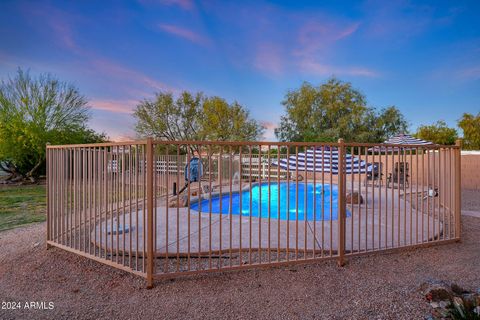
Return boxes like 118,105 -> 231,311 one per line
190,182 -> 350,221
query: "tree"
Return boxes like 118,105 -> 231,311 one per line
414,120 -> 458,145
134,91 -> 264,151
458,112 -> 480,150
199,97 -> 262,142
372,106 -> 409,142
275,78 -> 408,142
134,91 -> 203,143
0,69 -> 105,182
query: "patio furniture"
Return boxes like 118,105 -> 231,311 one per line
368,133 -> 434,190
423,186 -> 439,200
363,162 -> 383,187
387,162 -> 409,188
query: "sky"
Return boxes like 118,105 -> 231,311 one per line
0,0 -> 479,141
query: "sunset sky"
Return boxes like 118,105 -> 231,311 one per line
1,0 -> 479,141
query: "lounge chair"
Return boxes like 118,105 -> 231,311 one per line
387,162 -> 409,188
364,162 -> 383,187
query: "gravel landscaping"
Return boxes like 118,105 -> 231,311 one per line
0,214 -> 479,320
462,189 -> 480,211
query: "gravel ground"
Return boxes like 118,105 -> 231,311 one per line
0,215 -> 479,320
462,189 -> 480,211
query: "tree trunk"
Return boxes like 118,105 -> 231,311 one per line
24,159 -> 43,183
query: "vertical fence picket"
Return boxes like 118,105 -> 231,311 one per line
455,140 -> 462,240
146,138 -> 154,288
337,139 -> 346,266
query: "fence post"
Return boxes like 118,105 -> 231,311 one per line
46,143 -> 52,249
218,154 -> 222,186
337,138 -> 346,266
455,139 -> 462,241
146,138 -> 155,288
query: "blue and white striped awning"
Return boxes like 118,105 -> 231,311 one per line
384,133 -> 433,145
271,146 -> 371,174
368,133 -> 434,152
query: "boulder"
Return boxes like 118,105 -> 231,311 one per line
451,283 -> 466,295
429,286 -> 453,302
168,194 -> 189,208
346,192 -> 364,205
422,281 -> 453,302
168,197 -> 179,208
290,174 -> 304,182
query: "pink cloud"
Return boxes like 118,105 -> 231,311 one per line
299,21 -> 360,43
335,23 -> 361,40
296,22 -> 360,55
360,0 -> 448,40
21,3 -> 86,55
291,21 -> 379,78
89,99 -> 138,114
193,2 -> 374,78
260,121 -> 278,140
160,0 -> 193,10
158,24 -> 209,46
254,44 -> 284,75
292,22 -> 362,74
260,121 -> 277,130
110,134 -> 138,142
88,113 -> 136,142
25,4 -> 178,98
138,0 -> 194,11
43,19 -> 178,96
457,66 -> 480,80
299,60 -> 379,78
346,67 -> 379,77
48,19 -> 78,52
88,57 -> 176,93
248,21 -> 367,78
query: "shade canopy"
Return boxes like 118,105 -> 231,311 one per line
271,146 -> 371,174
368,133 -> 434,152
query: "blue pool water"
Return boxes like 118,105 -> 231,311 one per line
190,182 -> 350,221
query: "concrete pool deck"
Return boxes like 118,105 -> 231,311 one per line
92,185 -> 445,256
